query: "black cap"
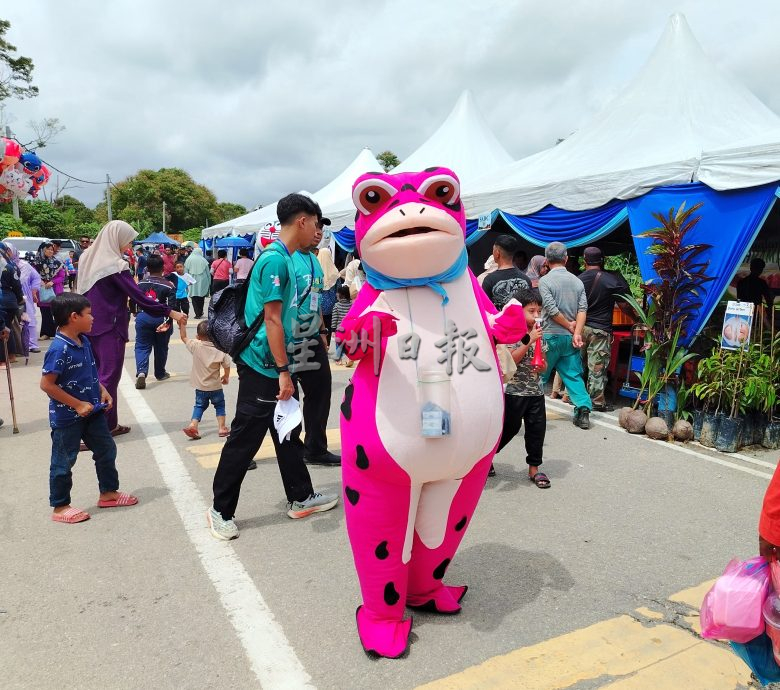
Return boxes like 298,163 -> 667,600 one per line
318,216 -> 331,227
583,246 -> 603,264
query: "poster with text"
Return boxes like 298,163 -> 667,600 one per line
721,301 -> 754,350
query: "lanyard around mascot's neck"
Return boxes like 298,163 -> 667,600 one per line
361,248 -> 468,305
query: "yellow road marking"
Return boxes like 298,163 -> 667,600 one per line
189,427 -> 342,469
418,581 -> 750,690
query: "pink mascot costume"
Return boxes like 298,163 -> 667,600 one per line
335,167 -> 528,658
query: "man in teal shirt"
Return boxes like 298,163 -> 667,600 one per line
208,194 -> 339,541
292,217 -> 340,466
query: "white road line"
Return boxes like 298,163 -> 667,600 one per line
119,375 -> 315,690
545,399 -> 774,481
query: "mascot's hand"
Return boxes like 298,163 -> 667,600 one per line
489,299 -> 528,344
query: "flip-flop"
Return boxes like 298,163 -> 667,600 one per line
218,430 -> 230,438
52,507 -> 90,524
183,427 -> 201,440
79,442 -> 90,452
97,492 -> 138,508
110,425 -> 131,437
529,472 -> 551,489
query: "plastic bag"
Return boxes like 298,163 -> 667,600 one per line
730,633 -> 780,687
700,556 -> 771,643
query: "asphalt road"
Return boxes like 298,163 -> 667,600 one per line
1,320 -> 776,689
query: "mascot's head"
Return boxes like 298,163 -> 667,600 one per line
352,168 -> 466,286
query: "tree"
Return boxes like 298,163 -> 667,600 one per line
181,228 -> 203,243
376,150 -> 400,172
217,202 -> 247,222
19,200 -> 65,236
0,20 -> 37,103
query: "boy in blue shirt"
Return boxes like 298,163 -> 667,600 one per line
40,293 -> 138,524
167,260 -> 190,316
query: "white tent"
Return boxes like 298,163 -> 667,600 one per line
201,147 -> 382,240
323,90 -> 513,230
464,13 -> 780,218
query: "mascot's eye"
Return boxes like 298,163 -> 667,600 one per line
353,178 -> 399,215
418,174 -> 460,205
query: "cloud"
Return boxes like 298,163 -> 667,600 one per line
2,0 -> 779,212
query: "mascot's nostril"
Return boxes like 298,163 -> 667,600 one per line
399,209 -> 406,217
419,208 -> 425,215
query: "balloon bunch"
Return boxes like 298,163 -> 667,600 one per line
0,137 -> 50,202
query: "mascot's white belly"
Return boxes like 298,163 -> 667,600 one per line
375,273 -> 503,484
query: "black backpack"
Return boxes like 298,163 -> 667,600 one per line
207,261 -> 264,359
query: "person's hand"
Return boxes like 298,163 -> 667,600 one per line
277,371 -> 294,401
170,310 -> 187,325
221,373 -> 230,385
101,388 -> 113,411
567,320 -> 576,334
45,281 -> 53,289
0,327 -> 9,342
155,321 -> 171,333
75,401 -> 94,417
760,535 -> 779,561
529,324 -> 542,344
573,333 -> 584,348
20,312 -> 30,323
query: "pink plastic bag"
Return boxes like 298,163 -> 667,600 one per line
701,556 -> 771,643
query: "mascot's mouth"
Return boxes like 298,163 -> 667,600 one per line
387,226 -> 439,239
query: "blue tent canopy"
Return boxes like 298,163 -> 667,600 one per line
215,236 -> 252,248
135,232 -> 180,246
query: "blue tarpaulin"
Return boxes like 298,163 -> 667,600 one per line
333,227 -> 356,252
135,231 -> 180,246
627,182 -> 777,343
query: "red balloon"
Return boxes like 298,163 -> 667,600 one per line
1,138 -> 21,169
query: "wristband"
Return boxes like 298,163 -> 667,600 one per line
520,333 -> 531,345
275,364 -> 290,373
319,330 -> 329,335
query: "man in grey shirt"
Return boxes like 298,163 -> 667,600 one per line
538,241 -> 593,429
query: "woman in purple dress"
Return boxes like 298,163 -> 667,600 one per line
78,221 -> 187,435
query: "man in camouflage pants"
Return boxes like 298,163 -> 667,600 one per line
578,247 -> 630,412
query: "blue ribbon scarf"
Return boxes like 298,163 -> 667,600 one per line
362,248 -> 468,305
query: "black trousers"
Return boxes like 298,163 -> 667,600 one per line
295,339 -> 332,459
212,362 -> 313,520
174,297 -> 189,316
497,394 -> 546,466
191,295 -> 205,319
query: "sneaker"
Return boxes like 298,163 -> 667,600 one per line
287,492 -> 339,519
135,373 -> 146,389
156,372 -> 171,381
206,507 -> 239,540
488,464 -> 496,477
592,403 -> 615,412
247,459 -> 257,471
577,407 -> 591,430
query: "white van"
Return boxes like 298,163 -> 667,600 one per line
1,236 -> 50,260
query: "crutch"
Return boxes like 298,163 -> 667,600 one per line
3,339 -> 19,433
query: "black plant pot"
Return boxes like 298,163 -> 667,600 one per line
716,416 -> 744,453
741,413 -> 754,450
764,421 -> 780,450
754,412 -> 768,446
693,410 -> 704,441
700,412 -> 722,448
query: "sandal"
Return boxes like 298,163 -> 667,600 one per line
183,427 -> 201,440
110,425 -> 131,437
52,507 -> 90,524
218,429 -> 230,438
98,492 -> 138,508
79,442 -> 89,453
530,472 -> 551,489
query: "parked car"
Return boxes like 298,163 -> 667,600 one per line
0,236 -> 50,260
52,238 -> 77,263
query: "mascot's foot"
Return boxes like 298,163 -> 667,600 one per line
407,584 -> 468,615
356,606 -> 413,659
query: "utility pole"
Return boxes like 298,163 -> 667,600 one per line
162,201 -> 166,232
105,174 -> 113,220
5,125 -> 20,220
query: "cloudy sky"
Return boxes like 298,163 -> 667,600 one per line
2,1 -> 779,211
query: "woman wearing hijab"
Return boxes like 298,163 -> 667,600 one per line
78,220 -> 187,435
184,246 -> 211,319
525,255 -> 548,288
6,242 -> 41,353
0,241 -> 24,366
316,247 -> 340,345
35,242 -> 66,339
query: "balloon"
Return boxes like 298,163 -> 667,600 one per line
19,152 -> 42,175
1,138 -> 21,169
1,164 -> 30,199
32,164 -> 50,187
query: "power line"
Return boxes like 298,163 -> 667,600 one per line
5,134 -> 108,185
